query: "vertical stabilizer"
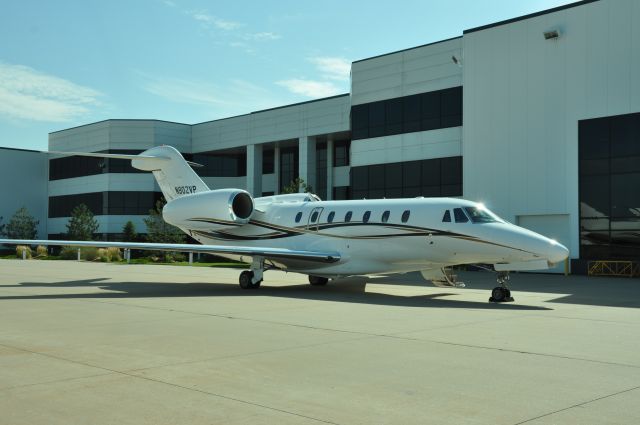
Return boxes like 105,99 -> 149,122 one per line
132,146 -> 209,201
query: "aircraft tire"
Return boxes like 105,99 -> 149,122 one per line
490,287 -> 506,302
239,271 -> 254,289
308,275 -> 329,286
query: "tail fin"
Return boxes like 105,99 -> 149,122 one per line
132,146 -> 209,201
49,145 -> 209,201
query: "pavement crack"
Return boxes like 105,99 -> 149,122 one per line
512,385 -> 640,425
0,341 -> 341,425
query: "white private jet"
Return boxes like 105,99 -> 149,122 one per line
0,146 -> 569,302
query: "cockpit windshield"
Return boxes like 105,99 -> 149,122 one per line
463,206 -> 504,224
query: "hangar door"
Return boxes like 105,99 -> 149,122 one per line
516,214 -> 571,273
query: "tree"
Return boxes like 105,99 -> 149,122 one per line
144,198 -> 185,261
6,207 -> 39,239
282,177 -> 313,194
122,220 -> 137,242
66,204 -> 99,241
0,216 -> 5,237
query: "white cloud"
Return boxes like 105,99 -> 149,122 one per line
276,79 -> 341,98
243,32 -> 281,41
309,57 -> 351,81
187,10 -> 242,30
139,73 -> 287,115
0,62 -> 102,122
141,75 -> 224,106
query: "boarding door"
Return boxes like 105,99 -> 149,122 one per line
307,207 -> 324,231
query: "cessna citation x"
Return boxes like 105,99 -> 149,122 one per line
0,146 -> 569,302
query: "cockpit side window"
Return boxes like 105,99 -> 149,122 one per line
464,207 -> 502,223
295,212 -> 303,223
442,210 -> 451,222
453,208 -> 469,223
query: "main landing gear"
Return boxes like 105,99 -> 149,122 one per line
489,271 -> 514,303
239,257 -> 264,289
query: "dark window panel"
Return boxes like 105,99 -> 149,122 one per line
421,186 -> 441,197
262,149 -> 275,174
369,164 -> 386,190
611,173 -> 640,218
334,140 -> 351,167
580,159 -> 610,176
351,104 -> 369,140
441,157 -> 462,185
441,86 -> 463,128
403,95 -> 421,133
420,91 -> 440,131
385,188 -> 403,199
610,113 -> 640,158
368,189 -> 386,199
579,118 -> 609,160
385,98 -> 403,135
385,163 -> 403,189
402,186 -> 422,198
351,190 -> 368,200
351,167 -> 369,191
403,160 -> 421,188
441,184 -> 462,197
368,102 -> 386,138
333,186 -> 350,200
579,175 -> 610,217
421,159 -> 441,186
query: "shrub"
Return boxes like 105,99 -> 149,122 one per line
36,245 -> 48,258
16,245 -> 32,259
97,248 -> 110,262
60,246 -> 79,260
81,247 -> 100,261
107,247 -> 122,262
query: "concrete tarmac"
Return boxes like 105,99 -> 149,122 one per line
1,259 -> 639,424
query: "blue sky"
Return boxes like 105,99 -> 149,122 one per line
0,0 -> 574,151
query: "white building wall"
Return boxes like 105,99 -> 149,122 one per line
462,0 -> 640,259
350,38 -> 463,165
191,95 -> 350,152
351,37 -> 462,106
351,127 -> 462,167
0,148 -> 48,239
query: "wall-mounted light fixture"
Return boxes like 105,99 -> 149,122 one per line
543,29 -> 560,40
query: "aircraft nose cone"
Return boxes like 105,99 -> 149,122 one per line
548,241 -> 569,264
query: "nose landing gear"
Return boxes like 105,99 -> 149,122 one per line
489,272 -> 514,303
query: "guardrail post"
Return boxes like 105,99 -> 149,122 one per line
189,251 -> 193,265
77,248 -> 81,261
22,248 -> 26,260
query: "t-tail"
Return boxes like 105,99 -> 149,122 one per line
49,145 -> 209,201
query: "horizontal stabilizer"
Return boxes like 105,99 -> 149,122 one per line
47,151 -> 203,168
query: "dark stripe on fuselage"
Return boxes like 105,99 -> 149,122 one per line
188,219 -> 536,255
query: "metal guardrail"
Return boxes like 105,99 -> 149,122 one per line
588,260 -> 640,277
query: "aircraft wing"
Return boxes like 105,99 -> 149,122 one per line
0,239 -> 341,264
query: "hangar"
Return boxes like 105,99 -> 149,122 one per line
3,0 -> 639,273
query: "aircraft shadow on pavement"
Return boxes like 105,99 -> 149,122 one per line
430,270 -> 640,309
0,277 -> 550,311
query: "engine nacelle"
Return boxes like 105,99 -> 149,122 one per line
162,188 -> 254,229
